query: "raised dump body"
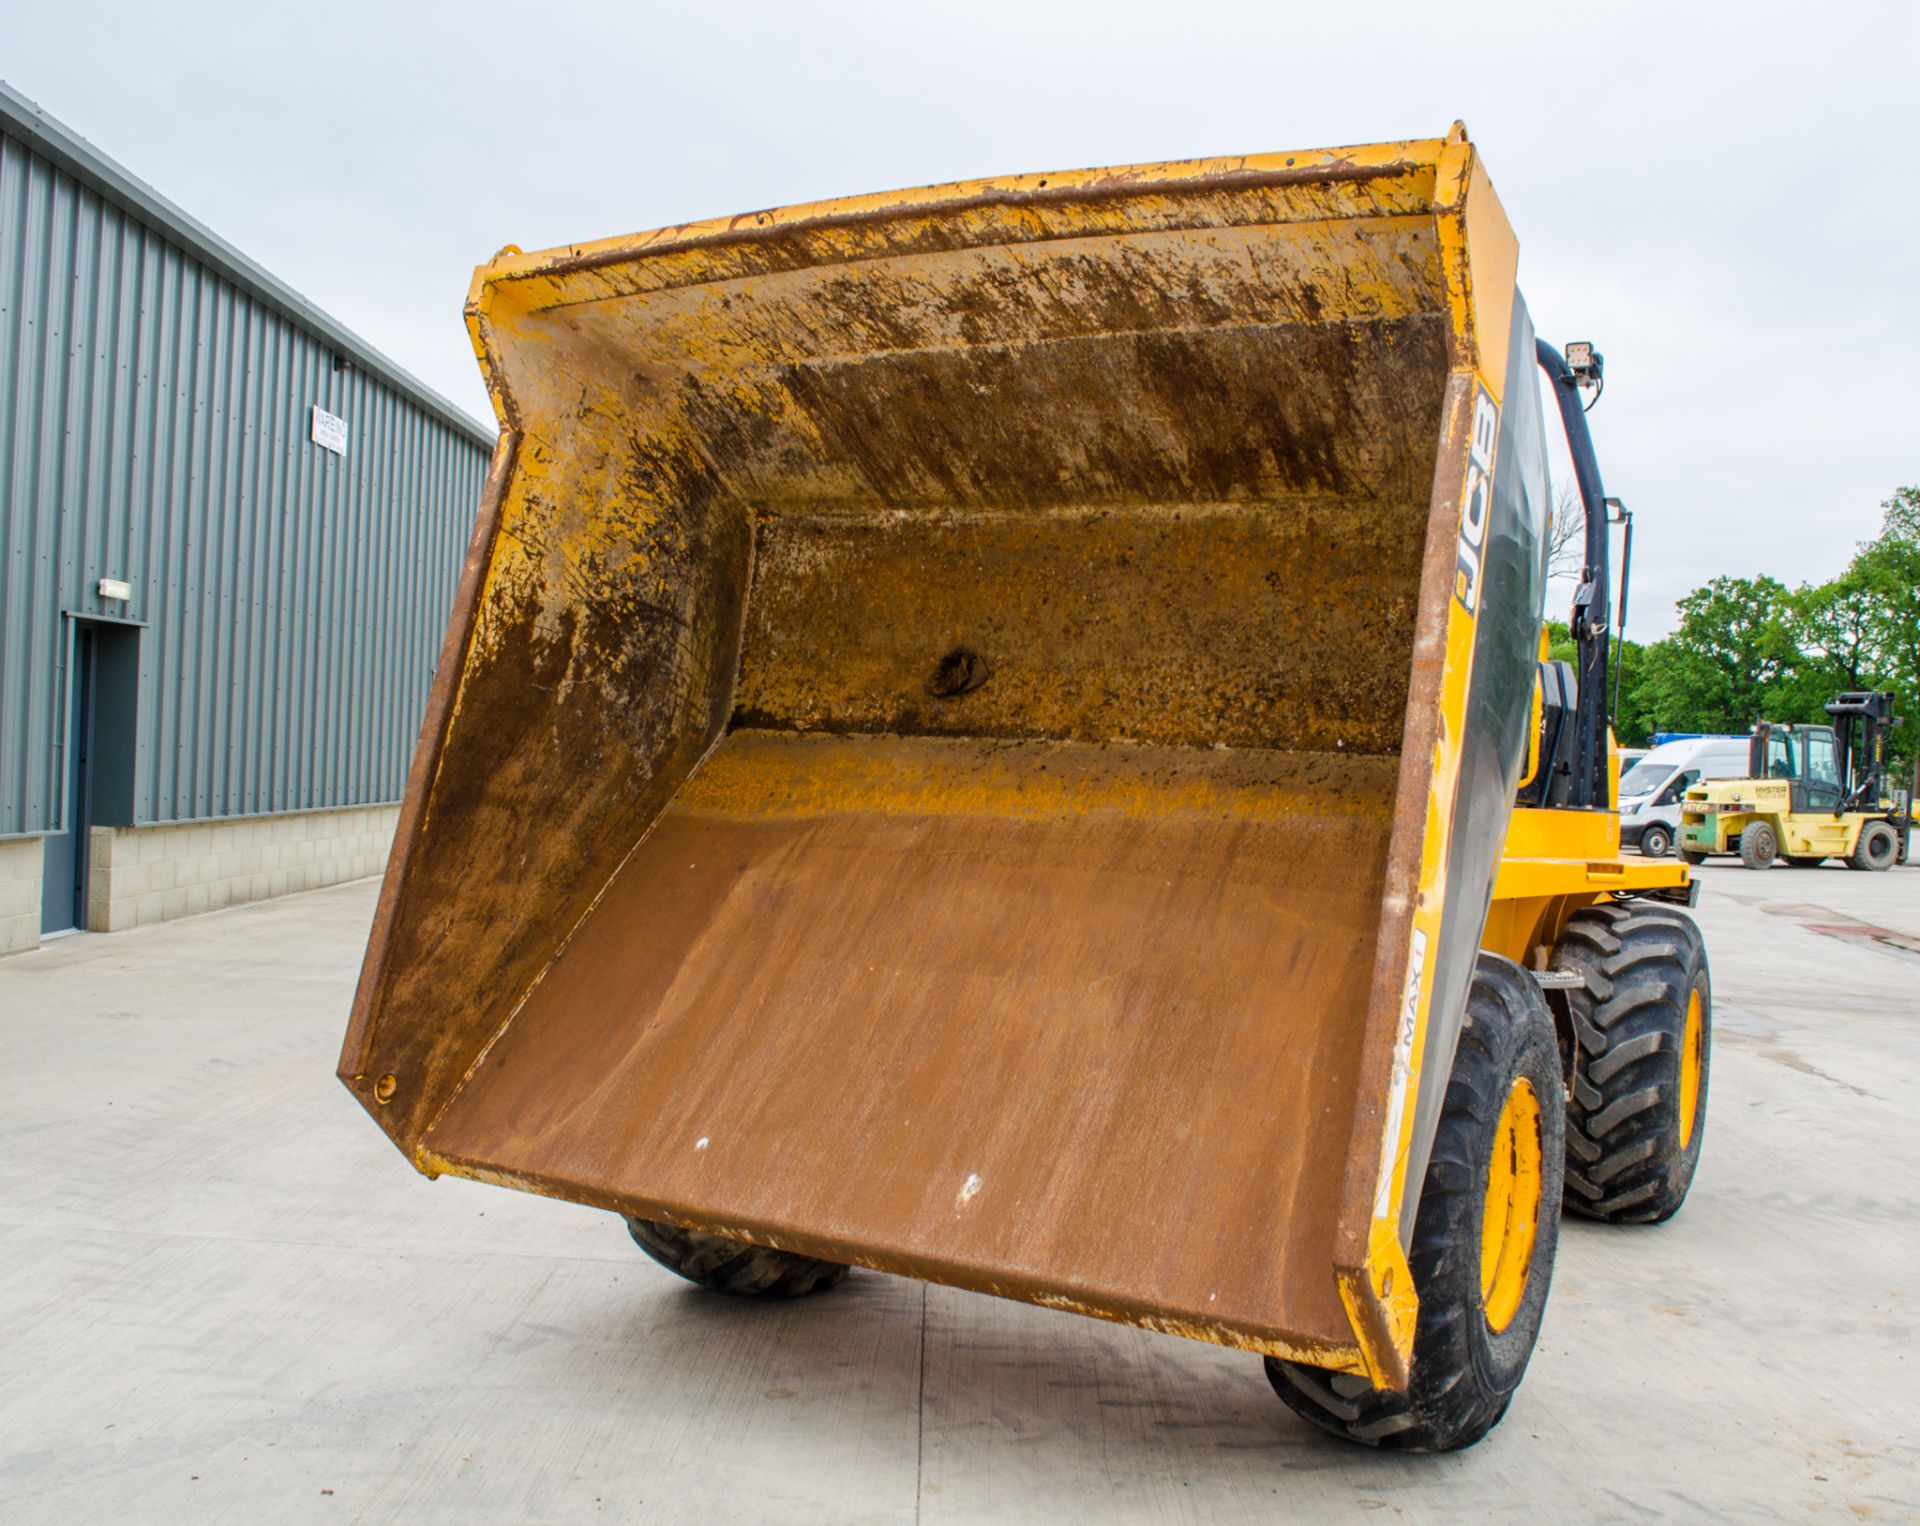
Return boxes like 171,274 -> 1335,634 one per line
342,125 -> 1549,1388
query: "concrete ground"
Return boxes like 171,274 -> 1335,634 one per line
1,861 -> 1915,1523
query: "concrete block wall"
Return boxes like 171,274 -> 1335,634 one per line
0,837 -> 44,956
86,805 -> 399,933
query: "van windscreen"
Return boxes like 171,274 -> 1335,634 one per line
1619,759 -> 1672,797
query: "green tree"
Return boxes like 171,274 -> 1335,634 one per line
1634,575 -> 1796,736
1762,570 -> 1878,728
1607,634 -> 1658,747
1786,572 -> 1878,694
1848,487 -> 1920,780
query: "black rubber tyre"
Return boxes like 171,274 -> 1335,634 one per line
1738,820 -> 1777,870
1848,820 -> 1899,872
1550,904 -> 1710,1224
1784,855 -> 1826,868
1265,957 -> 1564,1452
1679,848 -> 1708,866
1639,824 -> 1673,858
625,1218 -> 850,1297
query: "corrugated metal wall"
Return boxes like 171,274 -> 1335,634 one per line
0,124 -> 492,838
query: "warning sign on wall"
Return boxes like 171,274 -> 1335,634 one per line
311,405 -> 349,456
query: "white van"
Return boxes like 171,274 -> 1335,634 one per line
1617,736 -> 1752,857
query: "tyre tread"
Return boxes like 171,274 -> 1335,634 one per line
1265,957 -> 1565,1452
1550,903 -> 1709,1224
625,1218 -> 850,1298
1739,820 -> 1776,870
1848,821 -> 1897,872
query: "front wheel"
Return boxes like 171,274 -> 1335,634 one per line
1265,957 -> 1564,1451
1848,820 -> 1899,872
1550,904 -> 1710,1223
1639,824 -> 1673,858
625,1218 -> 850,1297
1739,820 -> 1777,870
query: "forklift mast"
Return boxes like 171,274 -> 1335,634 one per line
1825,691 -> 1898,811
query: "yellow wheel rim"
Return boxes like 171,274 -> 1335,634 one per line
1679,987 -> 1704,1149
1481,1076 -> 1543,1334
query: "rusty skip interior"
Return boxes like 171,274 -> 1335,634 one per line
348,152 -> 1466,1363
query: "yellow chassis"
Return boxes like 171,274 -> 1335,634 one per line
1483,805 -> 1691,965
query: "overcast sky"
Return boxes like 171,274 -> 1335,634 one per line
8,1 -> 1916,636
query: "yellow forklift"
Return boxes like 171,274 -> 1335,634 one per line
1679,692 -> 1906,869
341,125 -> 1711,1451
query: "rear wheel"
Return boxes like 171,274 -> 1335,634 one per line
1679,848 -> 1708,866
1784,855 -> 1826,868
1738,820 -> 1777,870
1639,824 -> 1673,858
1848,820 -> 1899,872
1550,904 -> 1710,1223
625,1218 -> 850,1297
1265,957 -> 1564,1451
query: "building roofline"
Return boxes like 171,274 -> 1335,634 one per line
0,79 -> 497,452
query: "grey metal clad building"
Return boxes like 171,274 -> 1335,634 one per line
0,82 -> 495,953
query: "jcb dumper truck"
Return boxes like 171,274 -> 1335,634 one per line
341,124 -> 1712,1451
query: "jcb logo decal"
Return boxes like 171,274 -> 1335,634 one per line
1453,386 -> 1500,613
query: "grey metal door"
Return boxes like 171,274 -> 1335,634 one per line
39,625 -> 96,934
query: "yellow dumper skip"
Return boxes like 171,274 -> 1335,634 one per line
341,126 -> 1708,1450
